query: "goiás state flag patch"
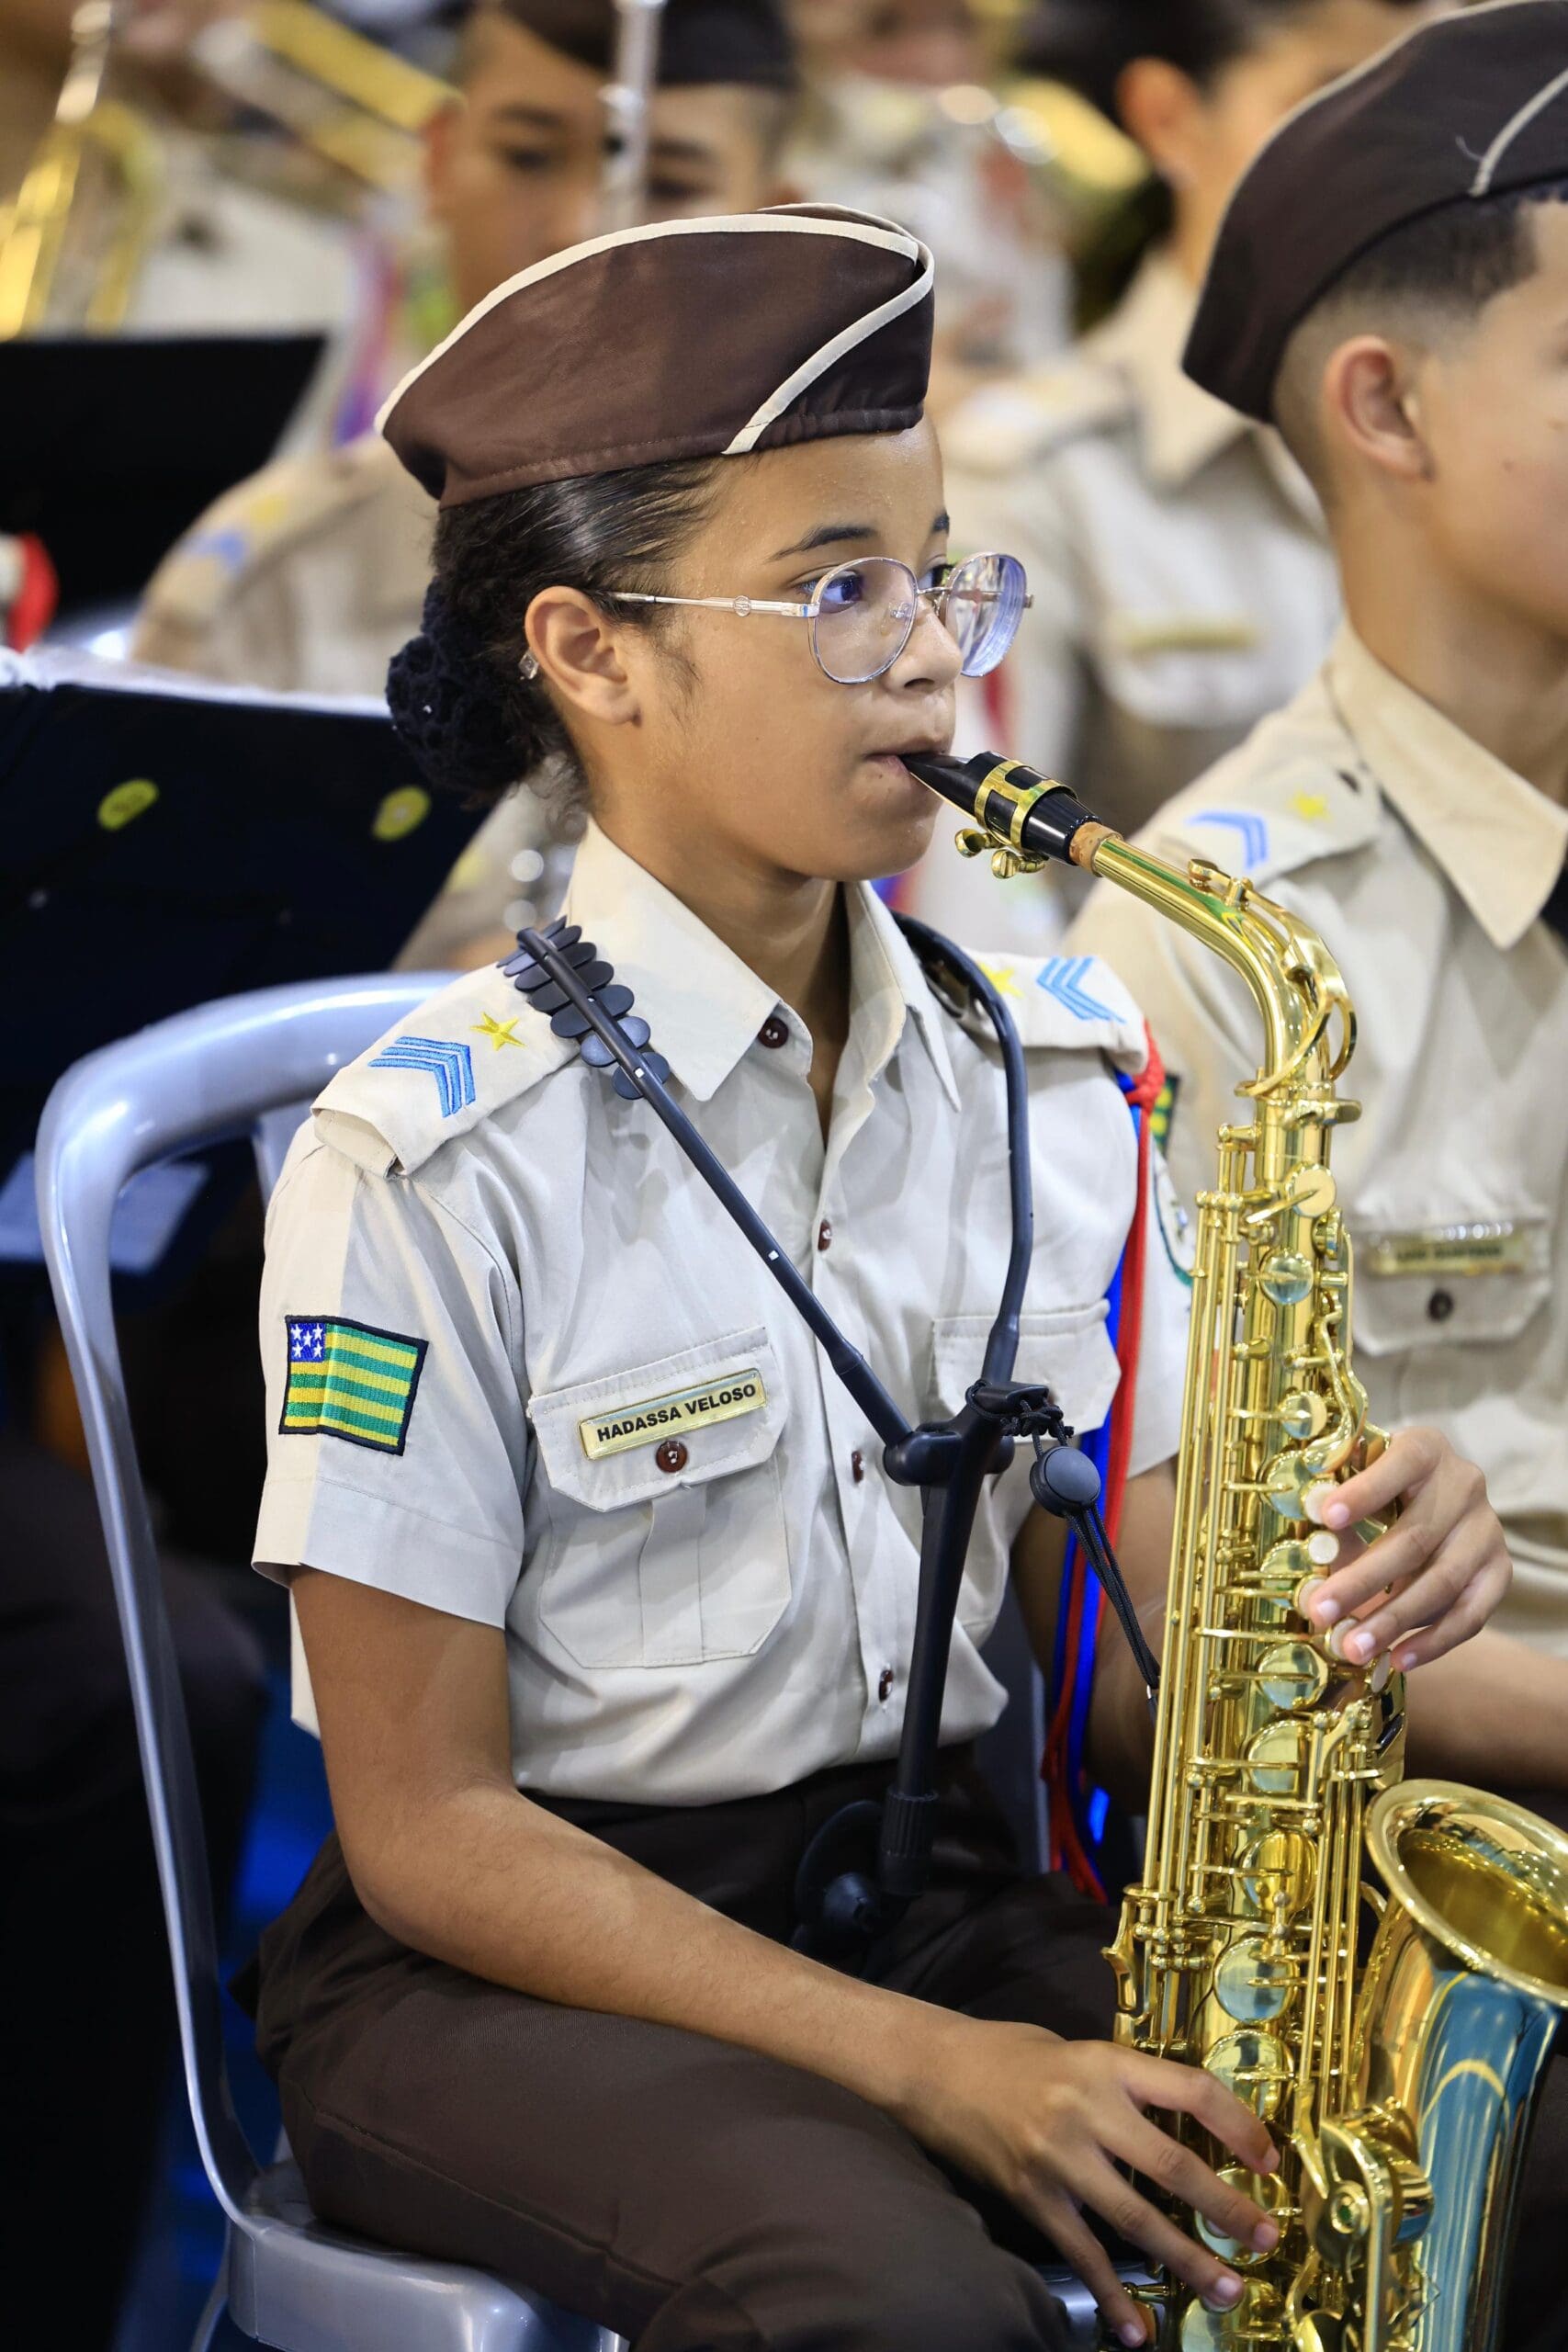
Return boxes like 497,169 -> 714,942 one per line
281,1317 -> 427,1454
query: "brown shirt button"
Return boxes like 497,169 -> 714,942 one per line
758,1015 -> 788,1049
878,1668 -> 896,1702
1427,1289 -> 1455,1324
655,1438 -> 689,1474
851,1449 -> 865,1484
818,1218 -> 833,1252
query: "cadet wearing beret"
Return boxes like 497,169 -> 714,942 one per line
131,0 -> 799,967
243,200 -> 1535,2350
1070,0 -> 1568,1700
929,0 -> 1434,960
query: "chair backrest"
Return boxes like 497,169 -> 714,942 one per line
34,975 -> 447,2224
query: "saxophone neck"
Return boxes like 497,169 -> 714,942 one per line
1084,832 -> 1358,1105
903,749 -> 1356,1106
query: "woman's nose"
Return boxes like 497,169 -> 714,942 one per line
889,596 -> 964,690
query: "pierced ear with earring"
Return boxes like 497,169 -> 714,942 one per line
519,649 -> 540,682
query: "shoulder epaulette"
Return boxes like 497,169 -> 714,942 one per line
312,962 -> 577,1178
957,948 -> 1149,1078
1138,698 -> 1385,889
941,356 -> 1132,477
140,435 -> 400,632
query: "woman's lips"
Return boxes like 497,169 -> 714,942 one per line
867,751 -> 942,775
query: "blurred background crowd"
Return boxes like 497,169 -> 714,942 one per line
0,3 -> 1461,2346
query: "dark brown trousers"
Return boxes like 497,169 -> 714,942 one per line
248,1752 -> 1568,2352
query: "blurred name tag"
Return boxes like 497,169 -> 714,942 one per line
1361,1223 -> 1535,1279
1109,613 -> 1261,657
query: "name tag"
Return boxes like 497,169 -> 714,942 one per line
580,1368 -> 767,1459
1110,614 -> 1261,657
1361,1222 -> 1532,1280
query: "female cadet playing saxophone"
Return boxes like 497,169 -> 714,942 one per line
245,208 -> 1528,2352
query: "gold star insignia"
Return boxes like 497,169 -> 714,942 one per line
473,1012 -> 525,1050
1290,791 -> 1329,821
977,959 -> 1021,997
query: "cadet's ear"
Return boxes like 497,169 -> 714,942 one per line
1114,57 -> 1208,190
423,92 -> 466,221
1322,335 -> 1433,488
525,589 -> 640,729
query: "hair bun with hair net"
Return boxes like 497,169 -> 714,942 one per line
387,581 -> 535,800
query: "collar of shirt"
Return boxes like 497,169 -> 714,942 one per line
1094,254 -> 1322,527
1327,625 -> 1568,951
562,820 -> 961,1110
1092,254 -> 1249,491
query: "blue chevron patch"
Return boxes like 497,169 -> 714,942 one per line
368,1035 -> 477,1118
1036,955 -> 1119,1022
1190,809 -> 1269,867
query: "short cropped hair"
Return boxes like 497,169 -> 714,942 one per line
1273,176 -> 1568,492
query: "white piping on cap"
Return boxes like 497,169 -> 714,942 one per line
724,238 -> 935,455
1470,60 -> 1568,196
374,209 -> 923,442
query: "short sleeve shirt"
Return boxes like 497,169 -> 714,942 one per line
255,821 -> 1190,1803
1066,627 -> 1568,1652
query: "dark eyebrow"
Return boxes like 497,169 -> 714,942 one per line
771,510 -> 953,564
646,136 -> 721,168
491,104 -> 567,131
771,521 -> 878,561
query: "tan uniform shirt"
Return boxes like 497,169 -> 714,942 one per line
942,254 -> 1340,841
254,820 -> 1190,1803
1066,627 -> 1568,1651
131,432 -> 561,966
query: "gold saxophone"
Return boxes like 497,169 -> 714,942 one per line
0,0 -> 448,341
911,751 -> 1568,2352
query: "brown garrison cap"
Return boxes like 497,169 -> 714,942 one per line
501,0 -> 796,88
1185,0 -> 1568,424
378,206 -> 935,506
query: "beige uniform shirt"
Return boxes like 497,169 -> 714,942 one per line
131,433 -> 561,966
942,254 -> 1339,842
1066,627 -> 1568,1651
254,820 -> 1190,1804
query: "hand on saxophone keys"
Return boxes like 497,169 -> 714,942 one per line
1295,1427 -> 1514,1673
907,2019 -> 1282,2346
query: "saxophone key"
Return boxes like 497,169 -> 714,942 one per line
1214,1933 -> 1296,2023
1197,2167 -> 1290,2265
1207,2027 -> 1292,2125
1257,1642 -> 1331,1713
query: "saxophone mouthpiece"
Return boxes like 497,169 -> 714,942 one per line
902,752 -> 1117,872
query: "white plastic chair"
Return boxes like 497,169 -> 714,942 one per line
35,977 -> 626,2352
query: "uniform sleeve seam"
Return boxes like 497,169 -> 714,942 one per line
412,1176 -> 523,1366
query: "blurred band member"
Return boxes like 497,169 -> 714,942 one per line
133,0 -> 797,966
787,0 -> 1071,406
1068,4 -> 1568,1677
923,0 -> 1442,951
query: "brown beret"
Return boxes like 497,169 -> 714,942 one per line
1185,0 -> 1568,424
378,205 -> 935,506
497,0 -> 796,89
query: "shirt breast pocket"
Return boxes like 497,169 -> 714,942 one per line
527,1326 -> 791,1672
1097,613 -> 1269,731
928,1303 -> 1120,1641
1349,1213 -> 1551,1387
